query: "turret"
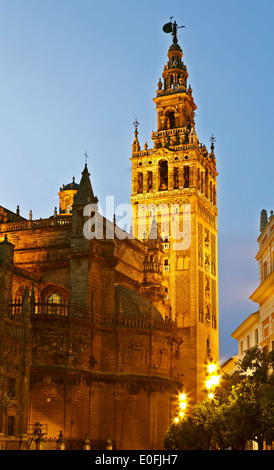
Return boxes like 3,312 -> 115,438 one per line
142,217 -> 167,311
0,234 -> 15,267
260,209 -> 268,233
58,177 -> 79,215
70,164 -> 99,308
0,235 -> 15,316
151,22 -> 197,150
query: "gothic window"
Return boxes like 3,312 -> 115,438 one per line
164,259 -> 169,272
205,170 -> 209,197
158,160 -> 168,191
46,293 -> 62,315
15,286 -> 24,303
173,167 -> 179,189
147,171 -> 153,192
213,186 -> 216,205
201,172 -> 204,193
205,305 -> 211,325
65,197 -> 71,213
197,168 -> 201,191
7,416 -> 15,436
8,378 -> 15,397
166,110 -> 175,129
137,172 -> 143,194
183,166 -> 189,188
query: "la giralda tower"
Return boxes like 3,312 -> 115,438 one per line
131,20 -> 219,403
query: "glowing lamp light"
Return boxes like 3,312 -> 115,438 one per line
208,363 -> 217,374
206,379 -> 212,389
208,392 -> 214,399
179,393 -> 186,401
174,417 -> 179,423
179,402 -> 186,410
211,375 -> 220,386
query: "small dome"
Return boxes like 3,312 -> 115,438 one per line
115,285 -> 163,322
61,181 -> 79,191
168,43 -> 182,53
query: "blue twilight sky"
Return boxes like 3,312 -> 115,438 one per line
0,0 -> 273,362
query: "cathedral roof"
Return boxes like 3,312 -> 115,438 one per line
73,164 -> 98,206
60,176 -> 79,192
62,181 -> 79,191
115,285 -> 163,322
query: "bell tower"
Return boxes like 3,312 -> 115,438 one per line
130,20 -> 219,402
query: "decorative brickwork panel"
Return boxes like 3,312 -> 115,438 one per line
211,233 -> 216,276
211,278 -> 217,329
175,273 -> 190,321
198,222 -> 203,267
198,269 -> 204,322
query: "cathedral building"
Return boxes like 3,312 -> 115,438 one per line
0,22 -> 219,450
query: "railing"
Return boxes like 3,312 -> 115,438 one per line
8,301 -> 177,334
94,310 -> 177,334
144,262 -> 162,271
32,302 -> 90,320
8,300 -> 92,322
0,216 -> 72,233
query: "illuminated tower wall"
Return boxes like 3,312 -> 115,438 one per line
131,28 -> 219,402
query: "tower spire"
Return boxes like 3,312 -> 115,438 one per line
132,118 -> 140,152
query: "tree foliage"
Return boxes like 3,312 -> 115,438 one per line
164,346 -> 274,450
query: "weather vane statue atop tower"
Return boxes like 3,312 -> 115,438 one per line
163,17 -> 185,44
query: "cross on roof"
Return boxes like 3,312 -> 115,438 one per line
84,152 -> 89,165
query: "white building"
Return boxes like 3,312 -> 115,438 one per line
232,208 -> 274,359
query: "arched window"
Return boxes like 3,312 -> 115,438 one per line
183,166 -> 189,188
205,305 -> 211,325
166,110 -> 175,129
158,160 -> 168,191
164,259 -> 169,272
15,286 -> 25,302
137,172 -> 143,194
65,197 -> 71,213
46,293 -> 62,315
173,167 -> 179,189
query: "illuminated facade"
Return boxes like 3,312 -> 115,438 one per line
0,165 -> 183,450
131,23 -> 219,402
232,209 -> 274,358
0,23 -> 219,450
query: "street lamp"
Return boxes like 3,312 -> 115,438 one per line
174,391 -> 187,423
35,429 -> 45,450
83,434 -> 91,450
56,430 -> 65,450
208,363 -> 217,374
206,362 -> 220,400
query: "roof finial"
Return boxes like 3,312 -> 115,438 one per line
163,17 -> 185,44
133,118 -> 139,136
132,119 -> 140,152
84,151 -> 89,166
209,134 -> 216,152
